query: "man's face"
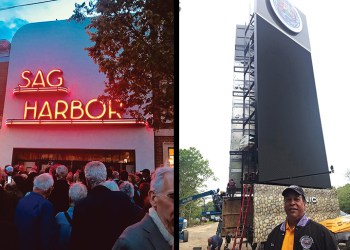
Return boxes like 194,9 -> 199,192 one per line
284,192 -> 306,222
150,173 -> 174,235
142,171 -> 149,178
135,175 -> 141,183
19,165 -> 26,172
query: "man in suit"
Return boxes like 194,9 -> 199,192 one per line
112,167 -> 174,250
70,161 -> 135,250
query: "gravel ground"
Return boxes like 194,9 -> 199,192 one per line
179,222 -> 253,250
179,222 -> 347,250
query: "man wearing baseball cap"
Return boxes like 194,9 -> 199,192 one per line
140,168 -> 151,183
265,185 -> 338,250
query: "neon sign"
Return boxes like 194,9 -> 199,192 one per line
7,69 -> 145,126
6,119 -> 142,125
13,69 -> 68,94
23,99 -> 122,120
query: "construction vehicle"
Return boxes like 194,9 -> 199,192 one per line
179,217 -> 189,242
179,189 -> 224,243
320,214 -> 350,249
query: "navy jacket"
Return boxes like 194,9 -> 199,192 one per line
14,192 -> 58,250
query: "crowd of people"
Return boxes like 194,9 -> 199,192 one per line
0,161 -> 174,250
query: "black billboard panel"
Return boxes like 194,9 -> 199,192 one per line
256,14 -> 331,188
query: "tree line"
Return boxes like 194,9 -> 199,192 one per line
180,147 -> 350,227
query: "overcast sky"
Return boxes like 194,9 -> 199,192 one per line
180,0 -> 350,192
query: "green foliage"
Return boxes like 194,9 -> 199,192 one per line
337,184 -> 350,214
189,202 -> 202,219
70,0 -> 174,130
203,201 -> 215,213
179,147 -> 218,224
179,147 -> 217,199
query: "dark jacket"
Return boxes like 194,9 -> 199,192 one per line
209,234 -> 223,250
0,188 -> 20,250
25,171 -> 38,194
49,179 -> 70,215
14,192 -> 58,250
265,215 -> 338,250
112,214 -> 172,250
70,185 -> 135,250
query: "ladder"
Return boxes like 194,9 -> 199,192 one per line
232,184 -> 253,250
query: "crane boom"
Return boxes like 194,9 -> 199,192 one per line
179,190 -> 217,205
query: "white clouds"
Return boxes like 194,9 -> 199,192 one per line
0,0 -> 76,40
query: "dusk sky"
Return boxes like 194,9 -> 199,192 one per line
0,0 -> 76,41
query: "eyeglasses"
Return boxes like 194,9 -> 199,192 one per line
156,192 -> 174,200
166,193 -> 174,200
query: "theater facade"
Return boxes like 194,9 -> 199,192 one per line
0,20 -> 173,173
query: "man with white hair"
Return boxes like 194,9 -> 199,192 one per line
49,164 -> 70,214
113,167 -> 174,249
119,181 -> 134,200
55,182 -> 88,250
14,173 -> 58,250
102,180 -> 119,191
70,161 -> 135,250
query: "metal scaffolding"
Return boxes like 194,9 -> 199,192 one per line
230,14 -> 258,189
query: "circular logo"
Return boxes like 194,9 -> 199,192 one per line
300,235 -> 314,249
270,0 -> 303,33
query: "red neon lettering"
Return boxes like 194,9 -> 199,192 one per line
32,70 -> 46,87
24,101 -> 37,119
71,100 -> 84,119
108,100 -> 117,119
55,100 -> 68,119
108,101 -> 122,119
17,69 -> 65,88
85,99 -> 106,119
21,99 -> 124,120
37,101 -> 53,119
46,69 -> 63,87
18,70 -> 32,88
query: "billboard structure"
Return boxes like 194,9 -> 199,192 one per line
229,0 -> 331,189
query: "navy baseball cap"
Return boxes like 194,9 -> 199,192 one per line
282,185 -> 305,198
140,169 -> 150,174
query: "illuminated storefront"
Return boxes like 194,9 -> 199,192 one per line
0,20 -> 173,172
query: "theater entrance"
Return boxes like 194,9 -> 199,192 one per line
12,148 -> 136,173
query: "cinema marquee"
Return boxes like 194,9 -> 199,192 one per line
0,19 -> 172,173
7,69 -> 144,126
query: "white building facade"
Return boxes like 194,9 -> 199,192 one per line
0,20 -> 156,173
